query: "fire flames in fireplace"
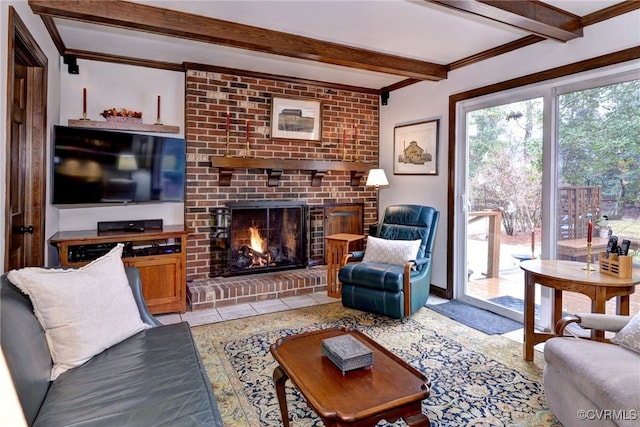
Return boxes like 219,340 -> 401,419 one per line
249,227 -> 265,253
238,225 -> 267,268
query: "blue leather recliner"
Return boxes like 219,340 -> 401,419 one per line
338,205 -> 439,319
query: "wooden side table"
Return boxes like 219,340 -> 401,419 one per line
324,233 -> 365,297
519,259 -> 639,361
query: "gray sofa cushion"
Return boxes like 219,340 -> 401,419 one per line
35,322 -> 222,426
544,337 -> 640,414
0,274 -> 52,425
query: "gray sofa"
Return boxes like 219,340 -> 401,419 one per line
543,313 -> 640,427
1,267 -> 223,427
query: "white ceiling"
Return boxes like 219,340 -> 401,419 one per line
46,0 -> 622,90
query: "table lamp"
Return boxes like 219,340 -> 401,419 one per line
117,153 -> 138,178
366,168 -> 389,223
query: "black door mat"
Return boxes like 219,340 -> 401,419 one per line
426,299 -> 523,335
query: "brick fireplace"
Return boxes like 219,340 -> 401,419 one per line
183,67 -> 380,309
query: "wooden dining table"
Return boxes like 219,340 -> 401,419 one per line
519,259 -> 639,361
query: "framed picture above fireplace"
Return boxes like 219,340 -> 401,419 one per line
271,95 -> 322,141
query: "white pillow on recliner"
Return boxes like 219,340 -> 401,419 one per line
611,312 -> 640,354
362,236 -> 422,266
7,244 -> 150,380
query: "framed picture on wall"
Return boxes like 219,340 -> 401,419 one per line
393,119 -> 439,175
271,95 -> 322,141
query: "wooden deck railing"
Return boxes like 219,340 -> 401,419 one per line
469,209 -> 502,278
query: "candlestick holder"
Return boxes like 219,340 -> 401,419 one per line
354,139 -> 360,162
243,140 -> 250,158
79,112 -> 89,121
155,117 -> 163,125
582,242 -> 596,271
225,131 -> 231,158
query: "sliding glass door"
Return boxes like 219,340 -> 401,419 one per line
460,97 -> 543,321
455,70 -> 639,325
556,77 -> 640,316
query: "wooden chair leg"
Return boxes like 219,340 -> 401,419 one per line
403,262 -> 413,317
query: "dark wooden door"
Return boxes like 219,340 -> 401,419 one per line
5,8 -> 47,270
6,60 -> 29,269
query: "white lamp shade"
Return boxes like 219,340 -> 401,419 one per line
366,168 -> 389,187
117,153 -> 138,171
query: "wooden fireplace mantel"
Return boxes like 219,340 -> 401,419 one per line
209,156 -> 374,187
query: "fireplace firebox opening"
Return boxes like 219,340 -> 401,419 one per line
213,200 -> 307,276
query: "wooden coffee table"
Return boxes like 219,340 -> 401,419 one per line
270,326 -> 431,426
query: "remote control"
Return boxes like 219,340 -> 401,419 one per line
619,239 -> 631,256
605,236 -> 618,258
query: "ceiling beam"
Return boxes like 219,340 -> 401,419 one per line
28,0 -> 448,81
67,48 -> 185,72
427,0 -> 583,42
39,15 -> 65,55
580,0 -> 640,26
448,34 -> 543,70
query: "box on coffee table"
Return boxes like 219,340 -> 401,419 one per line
322,334 -> 373,374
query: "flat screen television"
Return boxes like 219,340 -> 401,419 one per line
52,125 -> 186,206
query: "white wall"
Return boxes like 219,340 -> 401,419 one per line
57,60 -> 185,232
379,11 -> 640,290
1,1 -> 61,271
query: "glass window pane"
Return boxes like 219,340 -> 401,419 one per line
557,79 -> 640,315
466,98 -> 543,317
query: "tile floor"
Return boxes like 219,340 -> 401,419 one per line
156,291 -> 340,327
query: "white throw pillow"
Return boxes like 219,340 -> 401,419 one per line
7,244 -> 150,380
362,236 -> 422,266
611,312 -> 640,354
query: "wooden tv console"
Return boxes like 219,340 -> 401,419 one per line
50,225 -> 187,314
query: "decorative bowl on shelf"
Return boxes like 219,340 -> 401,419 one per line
101,108 -> 143,123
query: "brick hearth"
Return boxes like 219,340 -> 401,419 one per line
187,265 -> 328,311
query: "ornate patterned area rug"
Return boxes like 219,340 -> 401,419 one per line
191,302 -> 561,426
